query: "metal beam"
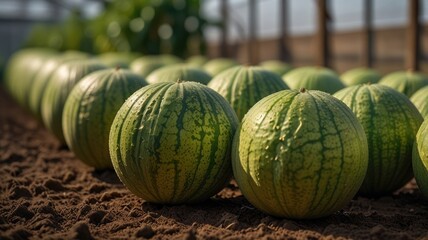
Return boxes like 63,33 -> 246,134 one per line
220,0 -> 229,57
316,0 -> 330,68
279,0 -> 291,62
362,0 -> 374,68
406,0 -> 421,71
248,0 -> 258,64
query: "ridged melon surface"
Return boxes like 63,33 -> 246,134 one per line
146,65 -> 212,85
379,71 -> 428,97
282,67 -> 344,94
410,86 -> 428,119
334,84 -> 423,196
109,81 -> 239,204
232,89 -> 368,219
62,68 -> 147,169
413,119 -> 428,198
208,66 -> 289,121
340,67 -> 382,86
41,60 -> 107,143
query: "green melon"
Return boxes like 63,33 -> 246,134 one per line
97,52 -> 140,68
259,60 -> 292,76
130,55 -> 182,77
208,66 -> 289,121
340,67 -> 382,86
41,60 -> 107,143
410,86 -> 428,119
232,89 -> 368,219
282,66 -> 344,94
203,58 -> 238,76
334,84 -> 423,196
28,52 -> 90,121
186,55 -> 209,67
109,81 -> 238,204
413,119 -> 428,198
379,71 -> 428,97
146,65 -> 212,85
62,68 -> 147,169
5,48 -> 57,106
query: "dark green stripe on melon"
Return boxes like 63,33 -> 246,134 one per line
109,81 -> 238,204
208,66 -> 289,121
334,84 -> 423,196
62,68 -> 148,169
232,89 -> 368,219
41,60 -> 107,143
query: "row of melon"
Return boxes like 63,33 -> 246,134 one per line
3,49 -> 428,220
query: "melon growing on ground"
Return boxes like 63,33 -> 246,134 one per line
232,89 -> 368,219
130,55 -> 182,77
41,60 -> 107,143
28,51 -> 90,121
208,66 -> 289,121
62,68 -> 147,169
146,65 -> 212,85
379,71 -> 428,97
203,58 -> 238,76
109,81 -> 238,204
340,67 -> 382,86
413,119 -> 428,198
97,52 -> 140,68
334,84 -> 423,196
5,48 -> 57,107
186,55 -> 208,67
282,66 -> 344,94
410,86 -> 428,119
259,60 -> 292,76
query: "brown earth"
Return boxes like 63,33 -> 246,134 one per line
1,87 -> 428,240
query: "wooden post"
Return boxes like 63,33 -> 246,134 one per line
220,0 -> 229,57
248,0 -> 258,64
362,0 -> 374,68
406,0 -> 421,71
279,0 -> 292,62
316,0 -> 330,67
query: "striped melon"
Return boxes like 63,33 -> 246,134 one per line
410,86 -> 428,119
5,48 -> 57,107
259,60 -> 292,76
232,89 -> 368,219
41,60 -> 107,143
208,66 -> 289,121
413,119 -> 428,198
62,68 -> 147,169
340,67 -> 382,86
282,66 -> 344,94
130,55 -> 182,77
186,55 -> 208,67
203,58 -> 238,76
97,52 -> 140,68
28,52 -> 89,121
109,81 -> 238,204
334,84 -> 423,196
379,71 -> 428,97
146,65 -> 212,85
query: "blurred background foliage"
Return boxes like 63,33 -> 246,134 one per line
23,0 -> 214,58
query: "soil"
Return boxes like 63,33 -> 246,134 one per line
1,86 -> 428,240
